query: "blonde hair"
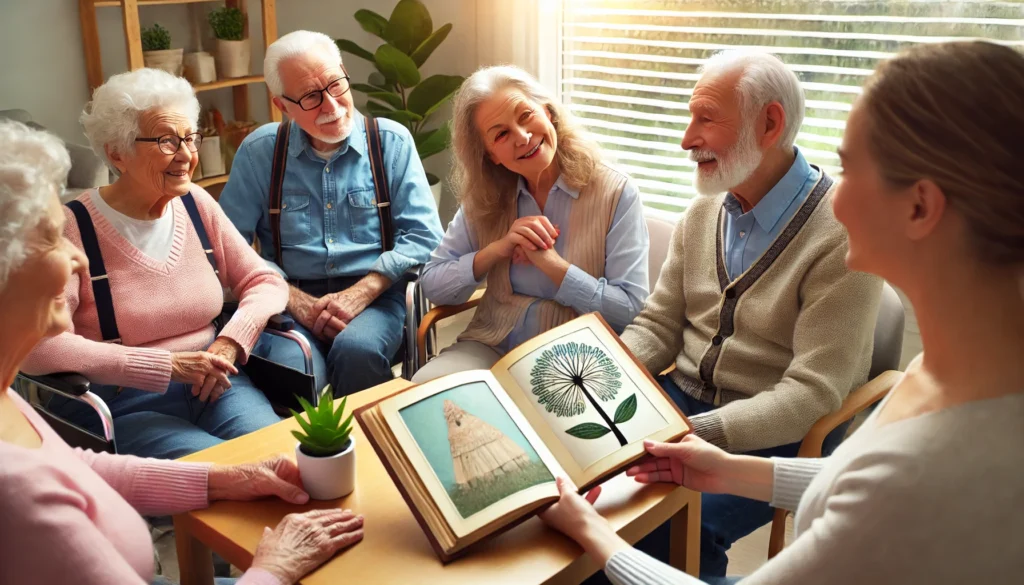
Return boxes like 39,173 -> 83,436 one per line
861,41 -> 1024,265
450,65 -> 602,245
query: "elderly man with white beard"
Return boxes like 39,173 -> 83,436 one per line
220,31 -> 442,398
617,50 -> 882,582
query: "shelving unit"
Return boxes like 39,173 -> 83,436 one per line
78,0 -> 282,190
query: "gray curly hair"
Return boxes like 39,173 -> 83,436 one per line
80,68 -> 200,176
0,120 -> 70,292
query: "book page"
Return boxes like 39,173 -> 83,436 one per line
379,370 -> 563,539
491,314 -> 689,486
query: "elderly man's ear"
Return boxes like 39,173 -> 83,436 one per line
758,101 -> 787,149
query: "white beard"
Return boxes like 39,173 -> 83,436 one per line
309,106 -> 353,144
690,124 -> 764,196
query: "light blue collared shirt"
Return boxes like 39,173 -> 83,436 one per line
219,113 -> 443,282
421,174 -> 650,352
722,148 -> 820,280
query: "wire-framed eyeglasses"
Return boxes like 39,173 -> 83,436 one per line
134,132 -> 204,155
282,77 -> 351,111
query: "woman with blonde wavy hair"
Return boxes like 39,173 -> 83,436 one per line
415,65 -> 650,382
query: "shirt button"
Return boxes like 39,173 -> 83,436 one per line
281,203 -> 287,209
328,238 -> 333,243
325,167 -> 331,173
739,230 -> 746,238
326,203 -> 332,209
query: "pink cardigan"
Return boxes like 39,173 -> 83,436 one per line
0,389 -> 281,585
22,187 -> 288,392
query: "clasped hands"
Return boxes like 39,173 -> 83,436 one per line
170,336 -> 242,404
291,283 -> 376,342
501,216 -> 571,282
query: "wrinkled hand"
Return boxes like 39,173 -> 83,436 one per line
199,337 -> 242,402
208,455 -> 310,505
499,216 -> 559,257
540,476 -> 605,544
170,351 -> 238,403
311,287 -> 372,340
252,509 -> 364,584
625,436 -> 732,493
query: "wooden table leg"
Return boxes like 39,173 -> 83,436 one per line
668,489 -> 701,577
175,516 -> 214,585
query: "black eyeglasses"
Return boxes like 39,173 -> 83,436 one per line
135,132 -> 203,155
282,77 -> 351,111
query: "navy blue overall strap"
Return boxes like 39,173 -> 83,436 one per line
180,192 -> 219,275
65,200 -> 121,343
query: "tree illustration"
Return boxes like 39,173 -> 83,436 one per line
529,341 -> 637,446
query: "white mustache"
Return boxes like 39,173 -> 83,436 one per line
689,149 -> 717,163
316,109 -> 345,125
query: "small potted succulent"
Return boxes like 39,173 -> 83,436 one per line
291,386 -> 356,500
141,23 -> 183,76
208,6 -> 250,79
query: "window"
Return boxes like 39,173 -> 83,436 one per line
560,0 -> 1024,215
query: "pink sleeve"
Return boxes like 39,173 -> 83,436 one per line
192,186 -> 288,361
19,206 -> 173,392
74,448 -> 211,515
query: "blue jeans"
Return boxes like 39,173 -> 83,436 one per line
623,376 -> 849,581
49,370 -> 281,460
252,276 -> 406,397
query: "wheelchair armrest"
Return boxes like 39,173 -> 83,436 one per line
403,264 -> 424,282
20,372 -> 91,397
266,313 -> 296,332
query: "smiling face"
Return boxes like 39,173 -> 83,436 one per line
474,86 -> 558,179
0,194 -> 88,342
108,108 -> 198,199
682,70 -> 764,195
273,47 -> 354,147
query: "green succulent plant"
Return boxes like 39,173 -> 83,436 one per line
208,6 -> 245,41
291,386 -> 354,457
141,23 -> 172,52
336,0 -> 465,185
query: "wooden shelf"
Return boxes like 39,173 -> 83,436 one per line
192,75 -> 265,93
196,174 -> 229,188
94,0 -> 222,7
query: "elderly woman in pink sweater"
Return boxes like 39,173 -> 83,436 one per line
19,68 -> 285,459
0,120 -> 364,584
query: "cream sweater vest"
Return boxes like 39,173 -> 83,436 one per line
458,164 -> 627,347
621,171 -> 883,452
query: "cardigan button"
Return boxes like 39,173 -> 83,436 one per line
725,289 -> 736,299
712,335 -> 723,346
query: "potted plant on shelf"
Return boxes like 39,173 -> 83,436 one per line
336,0 -> 464,204
291,386 -> 357,500
141,23 -> 184,77
208,6 -> 250,79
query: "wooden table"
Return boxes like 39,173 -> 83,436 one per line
174,379 -> 701,585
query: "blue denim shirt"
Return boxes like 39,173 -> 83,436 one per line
219,113 -> 443,282
421,174 -> 650,352
722,148 -> 819,280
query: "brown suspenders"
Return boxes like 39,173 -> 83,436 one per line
267,117 -> 395,271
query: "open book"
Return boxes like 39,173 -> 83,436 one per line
355,313 -> 691,561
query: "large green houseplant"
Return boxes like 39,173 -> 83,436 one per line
335,0 -> 464,185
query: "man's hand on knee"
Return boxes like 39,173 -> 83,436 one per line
312,286 -> 373,339
286,286 -> 321,331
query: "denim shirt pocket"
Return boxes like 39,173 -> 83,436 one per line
347,187 -> 382,245
280,190 -> 316,246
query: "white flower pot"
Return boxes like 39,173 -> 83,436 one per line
215,38 -> 251,79
183,51 -> 217,84
198,136 -> 225,177
143,48 -> 184,77
295,436 -> 356,500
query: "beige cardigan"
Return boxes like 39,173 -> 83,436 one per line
621,173 -> 882,452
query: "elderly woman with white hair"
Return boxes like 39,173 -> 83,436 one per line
19,68 -> 284,460
0,120 -> 365,584
413,65 -> 650,382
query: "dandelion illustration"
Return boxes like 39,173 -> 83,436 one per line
530,341 -> 636,446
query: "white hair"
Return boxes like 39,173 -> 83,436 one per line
700,49 -> 805,150
80,68 -> 200,176
264,30 -> 343,97
0,120 -> 70,291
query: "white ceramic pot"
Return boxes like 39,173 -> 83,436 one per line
198,136 -> 225,177
183,51 -> 217,84
295,436 -> 356,500
216,38 -> 251,79
143,48 -> 184,77
430,182 -> 442,208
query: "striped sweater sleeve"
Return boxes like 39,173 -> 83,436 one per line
73,449 -> 211,516
770,457 -> 826,512
605,548 -> 707,585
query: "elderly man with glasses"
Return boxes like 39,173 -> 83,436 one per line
221,30 -> 443,398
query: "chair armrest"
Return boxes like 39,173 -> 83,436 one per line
416,289 -> 485,365
403,264 -> 423,281
266,313 -> 296,331
797,369 -> 903,458
19,372 -> 91,397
